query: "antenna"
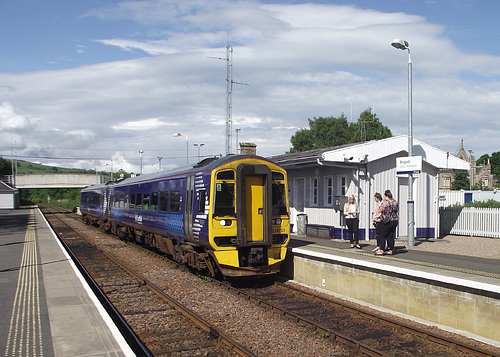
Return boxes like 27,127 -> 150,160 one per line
209,43 -> 248,155
359,107 -> 375,142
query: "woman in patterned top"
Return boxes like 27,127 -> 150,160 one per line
375,190 -> 399,255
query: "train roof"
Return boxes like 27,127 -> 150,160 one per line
81,154 -> 279,191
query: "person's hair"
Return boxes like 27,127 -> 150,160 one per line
349,194 -> 355,202
384,190 -> 393,199
374,192 -> 382,201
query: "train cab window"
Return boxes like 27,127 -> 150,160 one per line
150,192 -> 158,211
272,181 -> 288,215
170,191 -> 181,212
142,193 -> 150,210
217,170 -> 234,180
214,170 -> 235,217
159,191 -> 168,212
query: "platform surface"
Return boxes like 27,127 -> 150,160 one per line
0,208 -> 134,357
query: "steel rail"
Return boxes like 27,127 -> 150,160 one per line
40,205 -> 256,357
276,281 -> 498,357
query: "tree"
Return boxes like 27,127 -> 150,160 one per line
289,109 -> 392,153
349,109 -> 393,142
451,172 -> 469,190
0,157 -> 12,176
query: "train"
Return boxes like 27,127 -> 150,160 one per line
79,154 -> 290,278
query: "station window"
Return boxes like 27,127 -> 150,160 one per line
325,176 -> 333,205
310,178 -> 318,206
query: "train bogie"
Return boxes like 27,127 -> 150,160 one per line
80,155 -> 289,278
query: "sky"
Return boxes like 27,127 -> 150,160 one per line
1,0 -> 500,174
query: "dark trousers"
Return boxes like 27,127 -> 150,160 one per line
379,220 -> 398,250
346,218 -> 359,244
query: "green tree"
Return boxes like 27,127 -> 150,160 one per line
451,172 -> 469,190
349,109 -> 393,142
0,157 -> 12,176
289,109 -> 392,153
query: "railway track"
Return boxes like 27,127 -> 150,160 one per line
40,204 -> 254,357
218,279 -> 499,357
39,204 -> 500,357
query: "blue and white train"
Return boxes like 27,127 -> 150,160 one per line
80,155 -> 290,278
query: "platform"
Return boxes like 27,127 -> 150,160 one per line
0,207 -> 134,356
284,234 -> 500,347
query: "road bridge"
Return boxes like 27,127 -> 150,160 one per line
12,174 -> 102,189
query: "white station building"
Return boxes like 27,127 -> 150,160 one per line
270,135 -> 470,240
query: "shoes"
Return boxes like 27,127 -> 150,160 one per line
375,250 -> 385,255
386,250 -> 393,255
350,244 -> 354,248
355,244 -> 362,249
371,246 -> 379,252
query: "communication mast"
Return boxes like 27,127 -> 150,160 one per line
210,43 -> 247,155
225,44 -> 233,155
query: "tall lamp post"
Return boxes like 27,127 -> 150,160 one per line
391,38 -> 414,248
193,143 -> 204,161
172,133 -> 188,164
158,156 -> 163,171
235,128 -> 241,154
139,150 -> 144,175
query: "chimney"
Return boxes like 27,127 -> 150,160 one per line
239,142 -> 257,155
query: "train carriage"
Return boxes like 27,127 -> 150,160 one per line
80,155 -> 290,278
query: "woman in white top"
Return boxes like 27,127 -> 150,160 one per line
343,195 -> 361,249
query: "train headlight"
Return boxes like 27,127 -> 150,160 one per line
273,218 -> 282,225
220,219 -> 232,227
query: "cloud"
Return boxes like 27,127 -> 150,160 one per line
2,1 -> 500,173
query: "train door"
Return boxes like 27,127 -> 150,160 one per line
237,165 -> 272,246
184,175 -> 195,241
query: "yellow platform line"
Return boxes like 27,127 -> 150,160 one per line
4,210 -> 44,357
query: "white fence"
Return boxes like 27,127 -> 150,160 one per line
440,207 -> 500,238
439,190 -> 500,207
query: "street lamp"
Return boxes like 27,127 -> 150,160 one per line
391,38 -> 414,248
193,143 -> 204,161
158,156 -> 163,171
172,133 -> 188,164
139,150 -> 144,175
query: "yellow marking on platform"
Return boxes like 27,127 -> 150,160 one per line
4,210 -> 45,357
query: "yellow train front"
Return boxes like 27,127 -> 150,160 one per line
206,156 -> 290,277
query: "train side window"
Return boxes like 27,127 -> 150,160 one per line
150,192 -> 158,211
159,191 -> 168,211
142,193 -> 150,210
170,191 -> 181,212
130,193 -> 136,209
198,189 -> 206,213
136,193 -> 142,210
